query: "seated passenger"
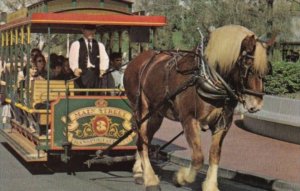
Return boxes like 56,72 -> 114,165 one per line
62,57 -> 75,81
50,55 -> 65,80
49,53 -> 58,76
23,48 -> 42,77
32,54 -> 48,80
109,52 -> 124,89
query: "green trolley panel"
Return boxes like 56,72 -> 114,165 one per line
51,96 -> 136,150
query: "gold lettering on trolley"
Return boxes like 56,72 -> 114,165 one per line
61,107 -> 133,132
71,135 -> 134,146
69,107 -> 131,122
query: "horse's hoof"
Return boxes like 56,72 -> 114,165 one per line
172,174 -> 182,187
134,177 -> 144,185
145,185 -> 161,191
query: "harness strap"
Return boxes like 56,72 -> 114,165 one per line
196,57 -> 238,102
135,52 -> 159,120
136,76 -> 198,127
242,88 -> 264,97
208,64 -> 238,100
238,52 -> 266,98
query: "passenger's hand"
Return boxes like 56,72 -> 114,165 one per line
99,70 -> 106,78
74,68 -> 82,77
36,76 -> 45,80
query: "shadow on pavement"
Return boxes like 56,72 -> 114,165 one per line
1,142 -> 134,175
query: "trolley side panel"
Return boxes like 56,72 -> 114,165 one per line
51,96 -> 136,151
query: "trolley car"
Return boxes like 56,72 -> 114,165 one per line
0,0 -> 166,164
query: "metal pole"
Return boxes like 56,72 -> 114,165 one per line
67,33 -> 69,57
46,26 -> 51,144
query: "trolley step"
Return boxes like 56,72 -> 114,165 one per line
0,128 -> 47,162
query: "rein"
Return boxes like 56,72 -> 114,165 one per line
195,47 -> 265,103
237,51 -> 265,98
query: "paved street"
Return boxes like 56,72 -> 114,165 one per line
153,117 -> 300,191
0,128 -> 268,191
0,107 -> 298,191
155,117 -> 300,184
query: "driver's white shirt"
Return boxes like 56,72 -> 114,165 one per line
69,38 -> 109,72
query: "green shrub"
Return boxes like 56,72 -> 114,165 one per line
265,61 -> 300,95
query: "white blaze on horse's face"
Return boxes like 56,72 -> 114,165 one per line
243,94 -> 263,113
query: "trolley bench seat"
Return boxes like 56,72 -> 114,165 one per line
31,80 -> 74,125
31,80 -> 74,108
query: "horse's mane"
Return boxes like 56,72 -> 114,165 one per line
204,25 -> 268,76
253,42 -> 268,75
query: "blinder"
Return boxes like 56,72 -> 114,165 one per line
195,47 -> 267,103
238,50 -> 265,98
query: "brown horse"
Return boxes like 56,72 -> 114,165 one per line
123,25 -> 274,191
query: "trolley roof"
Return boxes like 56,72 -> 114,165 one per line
0,13 -> 166,33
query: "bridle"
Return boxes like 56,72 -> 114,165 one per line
237,50 -> 265,100
195,43 -> 267,104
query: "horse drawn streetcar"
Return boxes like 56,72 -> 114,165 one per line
0,0 -> 166,164
0,1 -> 278,190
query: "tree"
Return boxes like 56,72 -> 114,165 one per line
1,0 -> 39,11
135,0 -> 293,50
1,0 -> 70,55
134,0 -> 182,49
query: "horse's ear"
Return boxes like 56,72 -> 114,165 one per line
259,32 -> 278,47
241,35 -> 256,53
265,33 -> 277,47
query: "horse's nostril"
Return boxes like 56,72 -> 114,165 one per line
249,107 -> 258,113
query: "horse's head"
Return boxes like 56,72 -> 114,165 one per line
204,25 -> 275,113
232,35 -> 273,113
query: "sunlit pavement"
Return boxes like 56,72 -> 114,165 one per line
154,116 -> 300,190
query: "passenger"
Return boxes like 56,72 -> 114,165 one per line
49,53 -> 58,70
69,24 -> 109,90
23,48 -> 42,77
32,54 -> 48,80
109,52 -> 124,89
49,53 -> 58,79
0,64 -> 5,105
1,64 -> 11,127
62,57 -> 75,80
31,54 -> 50,134
50,55 -> 65,80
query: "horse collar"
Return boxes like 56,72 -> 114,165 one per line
195,58 -> 238,102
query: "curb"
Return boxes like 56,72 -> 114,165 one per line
163,151 -> 300,191
241,115 -> 300,145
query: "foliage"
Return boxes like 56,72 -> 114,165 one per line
265,61 -> 300,95
134,0 -> 183,49
135,0 -> 293,49
0,1 -> 297,58
0,0 -> 38,11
